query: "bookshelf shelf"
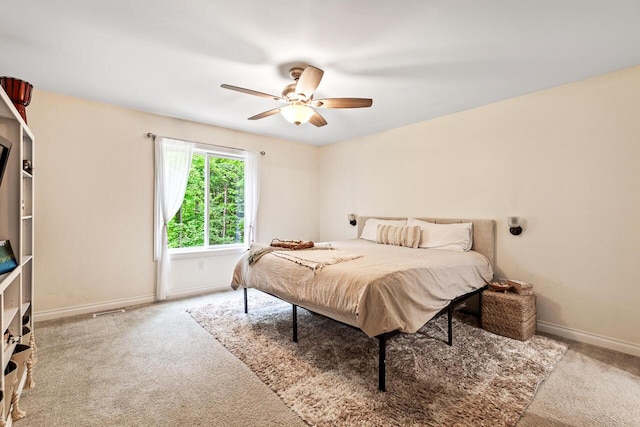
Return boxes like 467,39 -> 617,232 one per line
0,84 -> 35,423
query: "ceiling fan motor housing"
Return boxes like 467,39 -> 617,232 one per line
282,83 -> 298,101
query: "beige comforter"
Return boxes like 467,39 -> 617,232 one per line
231,239 -> 493,337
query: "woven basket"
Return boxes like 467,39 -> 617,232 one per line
22,326 -> 31,344
11,344 -> 31,383
4,360 -> 17,418
482,290 -> 536,341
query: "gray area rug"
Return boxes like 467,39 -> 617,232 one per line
189,292 -> 568,427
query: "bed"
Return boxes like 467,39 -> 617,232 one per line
231,217 -> 495,391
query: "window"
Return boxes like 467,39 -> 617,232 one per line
167,147 -> 245,250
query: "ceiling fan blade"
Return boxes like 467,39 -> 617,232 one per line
248,108 -> 281,120
311,98 -> 373,108
309,111 -> 327,127
295,66 -> 324,100
221,84 -> 283,101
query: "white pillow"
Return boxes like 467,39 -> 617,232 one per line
360,218 -> 407,241
407,218 -> 473,251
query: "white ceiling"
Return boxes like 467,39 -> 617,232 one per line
1,1 -> 639,146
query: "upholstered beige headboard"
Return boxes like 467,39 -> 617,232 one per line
357,216 -> 496,270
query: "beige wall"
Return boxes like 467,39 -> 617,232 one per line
318,66 -> 640,353
27,90 -> 319,316
26,65 -> 640,355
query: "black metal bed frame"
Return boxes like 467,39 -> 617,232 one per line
243,285 -> 486,392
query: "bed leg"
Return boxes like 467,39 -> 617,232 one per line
378,334 -> 387,392
243,287 -> 248,314
447,304 -> 453,346
292,304 -> 298,343
478,289 -> 483,328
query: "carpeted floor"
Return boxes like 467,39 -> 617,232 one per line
17,292 -> 306,427
189,292 -> 567,427
16,290 -> 640,426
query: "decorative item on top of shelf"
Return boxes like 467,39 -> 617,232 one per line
23,159 -> 33,175
0,77 -> 33,123
0,240 -> 18,275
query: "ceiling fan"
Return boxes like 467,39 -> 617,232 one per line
221,65 -> 373,127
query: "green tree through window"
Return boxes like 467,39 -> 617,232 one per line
167,151 -> 245,249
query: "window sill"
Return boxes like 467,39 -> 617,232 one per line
169,245 -> 247,260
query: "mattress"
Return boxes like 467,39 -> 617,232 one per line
232,239 -> 493,337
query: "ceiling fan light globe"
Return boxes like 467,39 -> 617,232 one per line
281,105 -> 314,126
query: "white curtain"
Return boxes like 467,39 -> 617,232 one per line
154,137 -> 194,300
244,151 -> 261,244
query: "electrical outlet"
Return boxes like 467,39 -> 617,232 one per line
198,261 -> 204,270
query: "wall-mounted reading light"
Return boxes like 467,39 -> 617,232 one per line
508,216 -> 523,236
348,214 -> 357,226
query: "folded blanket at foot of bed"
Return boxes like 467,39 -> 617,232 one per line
270,249 -> 363,272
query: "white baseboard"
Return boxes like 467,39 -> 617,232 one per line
537,320 -> 640,358
169,283 -> 230,299
34,294 -> 156,322
34,289 -> 640,359
34,284 -> 230,322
